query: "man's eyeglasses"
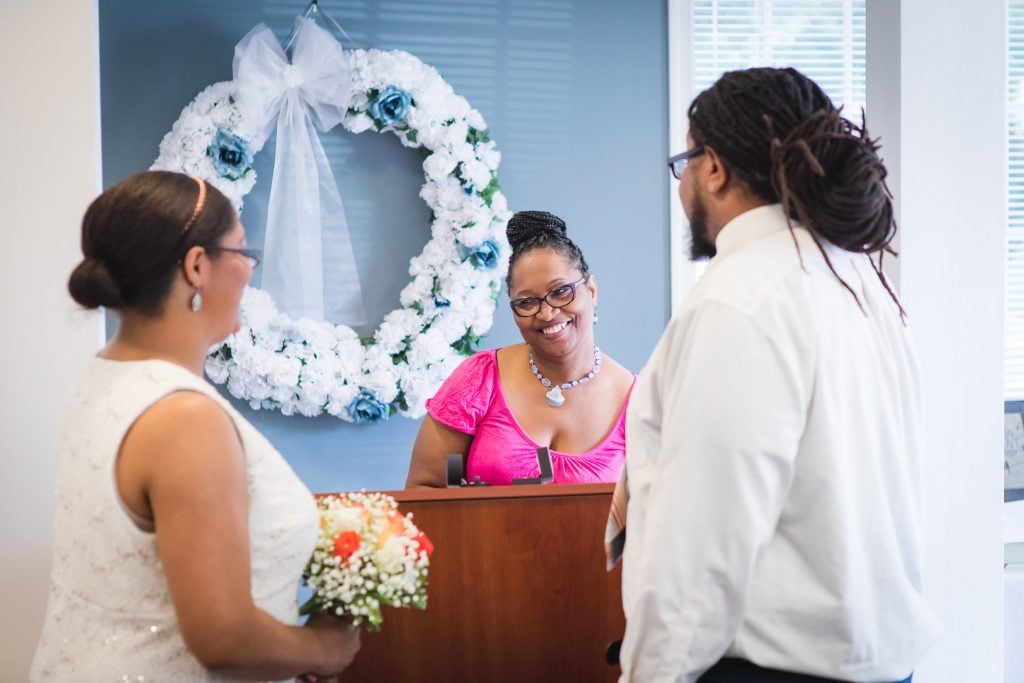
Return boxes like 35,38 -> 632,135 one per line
668,146 -> 706,179
205,246 -> 262,268
510,276 -> 588,317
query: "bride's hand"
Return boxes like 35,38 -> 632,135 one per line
302,613 -> 361,679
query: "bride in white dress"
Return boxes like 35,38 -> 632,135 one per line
31,171 -> 360,681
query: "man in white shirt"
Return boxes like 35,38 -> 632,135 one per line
619,67 -> 942,683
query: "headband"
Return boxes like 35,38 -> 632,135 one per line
180,176 -> 207,234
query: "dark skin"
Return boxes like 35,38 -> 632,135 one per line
405,247 -> 635,488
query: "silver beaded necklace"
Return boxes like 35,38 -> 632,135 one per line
528,345 -> 602,408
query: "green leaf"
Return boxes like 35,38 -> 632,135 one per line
406,129 -> 418,143
411,301 -> 425,314
466,127 -> 491,145
477,171 -> 501,208
298,593 -> 323,617
361,337 -> 376,348
451,328 -> 482,356
394,390 -> 410,412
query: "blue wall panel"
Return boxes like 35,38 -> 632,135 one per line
99,0 -> 669,492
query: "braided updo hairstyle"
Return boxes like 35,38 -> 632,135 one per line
68,171 -> 236,316
505,210 -> 590,290
688,67 -> 903,317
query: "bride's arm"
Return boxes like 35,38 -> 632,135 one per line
118,392 -> 360,680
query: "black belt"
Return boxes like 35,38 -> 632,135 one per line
698,658 -> 912,683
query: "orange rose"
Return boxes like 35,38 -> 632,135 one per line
333,530 -> 361,561
377,511 -> 407,548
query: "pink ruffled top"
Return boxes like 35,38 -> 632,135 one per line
426,349 -> 632,486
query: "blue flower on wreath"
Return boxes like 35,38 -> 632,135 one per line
348,389 -> 389,423
467,239 -> 500,270
206,128 -> 254,181
368,86 -> 412,127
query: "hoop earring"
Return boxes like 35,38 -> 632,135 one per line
191,290 -> 203,313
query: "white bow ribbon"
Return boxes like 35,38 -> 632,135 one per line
233,18 -> 367,325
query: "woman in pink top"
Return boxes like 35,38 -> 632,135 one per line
405,211 -> 635,487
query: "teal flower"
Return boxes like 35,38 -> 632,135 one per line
206,128 -> 254,180
349,389 -> 389,423
467,240 -> 500,270
368,86 -> 412,127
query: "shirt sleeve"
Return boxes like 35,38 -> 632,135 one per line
620,300 -> 811,683
426,351 -> 498,435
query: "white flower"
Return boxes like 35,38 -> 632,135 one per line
423,151 -> 457,183
347,113 -> 374,134
462,159 -> 492,191
407,328 -> 452,368
270,357 -> 302,388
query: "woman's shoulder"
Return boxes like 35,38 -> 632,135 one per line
427,347 -> 513,431
88,357 -> 249,446
449,346 -> 509,381
596,353 -> 638,395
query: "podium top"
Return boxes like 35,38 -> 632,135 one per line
319,482 -> 614,504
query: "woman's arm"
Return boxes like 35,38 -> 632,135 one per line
405,415 -> 473,488
118,392 -> 360,680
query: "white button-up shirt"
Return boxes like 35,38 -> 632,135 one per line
620,204 -> 942,682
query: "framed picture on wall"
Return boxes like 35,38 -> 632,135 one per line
1006,401 -> 1024,502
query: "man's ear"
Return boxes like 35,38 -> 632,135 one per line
703,146 -> 730,195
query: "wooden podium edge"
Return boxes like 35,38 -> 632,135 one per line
316,482 -> 614,503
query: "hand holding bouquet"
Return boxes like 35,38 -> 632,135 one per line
300,491 -> 432,631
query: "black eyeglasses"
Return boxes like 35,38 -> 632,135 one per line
668,146 -> 706,179
510,277 -> 588,317
205,246 -> 262,268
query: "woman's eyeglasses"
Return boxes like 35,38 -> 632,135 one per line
205,246 -> 262,268
510,276 -> 588,317
667,146 -> 706,179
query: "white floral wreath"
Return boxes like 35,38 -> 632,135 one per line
152,48 -> 510,422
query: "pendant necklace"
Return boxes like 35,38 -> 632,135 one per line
528,345 -> 601,408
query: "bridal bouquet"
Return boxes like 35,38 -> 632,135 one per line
300,491 -> 432,630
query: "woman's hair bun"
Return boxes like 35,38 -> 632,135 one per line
506,210 -> 568,250
68,257 -> 124,309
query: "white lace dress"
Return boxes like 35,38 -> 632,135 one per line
31,358 -> 319,682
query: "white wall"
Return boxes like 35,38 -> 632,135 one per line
0,1 -> 103,677
896,0 -> 1006,680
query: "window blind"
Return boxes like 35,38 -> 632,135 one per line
1008,1 -> 1024,399
691,0 -> 865,114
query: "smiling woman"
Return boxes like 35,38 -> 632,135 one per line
404,210 -> 637,488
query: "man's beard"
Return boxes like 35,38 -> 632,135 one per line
687,192 -> 716,261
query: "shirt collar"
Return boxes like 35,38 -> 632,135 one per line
713,203 -> 794,259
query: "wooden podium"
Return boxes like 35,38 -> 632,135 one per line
337,483 -> 624,682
